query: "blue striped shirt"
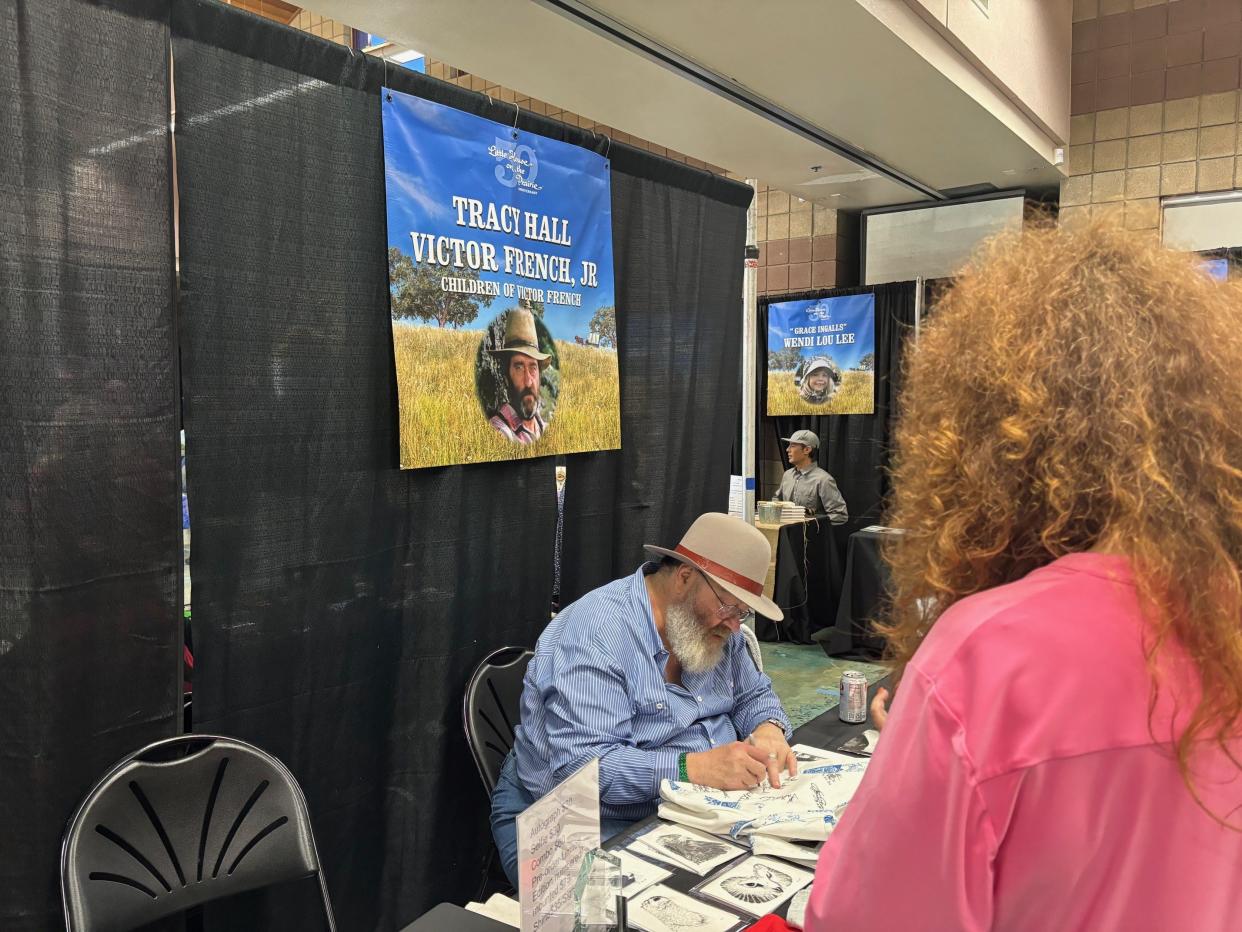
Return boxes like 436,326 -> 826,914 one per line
512,563 -> 791,821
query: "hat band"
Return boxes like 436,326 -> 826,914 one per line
674,545 -> 763,596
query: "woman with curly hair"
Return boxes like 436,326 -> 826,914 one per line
804,221 -> 1242,930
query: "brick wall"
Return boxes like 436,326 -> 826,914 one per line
1064,0 -> 1242,231
290,8 -> 353,45
753,188 -> 858,295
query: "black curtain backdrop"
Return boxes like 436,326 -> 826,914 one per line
171,1 -> 750,927
0,1 -> 180,929
558,174 -> 750,602
762,281 -> 918,542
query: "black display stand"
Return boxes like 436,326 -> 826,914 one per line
756,517 -> 846,644
815,528 -> 892,657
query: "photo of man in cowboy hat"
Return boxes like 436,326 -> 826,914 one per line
485,304 -> 554,444
796,356 -> 841,405
489,513 -> 795,887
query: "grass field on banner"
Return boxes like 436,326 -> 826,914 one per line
766,370 -> 875,417
393,325 -> 621,469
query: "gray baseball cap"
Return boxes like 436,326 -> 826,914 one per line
780,429 -> 820,449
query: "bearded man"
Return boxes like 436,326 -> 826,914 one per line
490,513 -> 794,886
488,305 -> 550,444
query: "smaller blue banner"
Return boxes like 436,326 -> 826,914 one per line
766,293 -> 876,415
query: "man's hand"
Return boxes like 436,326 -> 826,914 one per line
684,742 -> 772,790
748,722 -> 797,788
871,687 -> 891,731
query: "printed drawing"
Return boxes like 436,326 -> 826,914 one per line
614,850 -> 671,898
631,884 -> 742,932
630,824 -> 745,877
696,856 -> 815,919
640,894 -> 710,930
840,733 -> 869,753
838,729 -> 879,756
720,861 -> 793,904
790,744 -> 863,766
658,833 -> 731,865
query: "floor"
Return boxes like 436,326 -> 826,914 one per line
758,641 -> 888,730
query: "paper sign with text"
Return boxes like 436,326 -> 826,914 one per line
516,758 -> 601,932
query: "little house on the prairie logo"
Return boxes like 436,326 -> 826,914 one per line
488,138 -> 543,194
806,303 -> 832,322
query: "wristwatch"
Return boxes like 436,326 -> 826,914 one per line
761,718 -> 788,736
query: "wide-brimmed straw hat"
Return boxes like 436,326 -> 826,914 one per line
488,307 -> 551,367
644,513 -> 783,621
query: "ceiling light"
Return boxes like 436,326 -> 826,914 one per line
802,168 -> 876,186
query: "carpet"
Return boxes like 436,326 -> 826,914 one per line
759,642 -> 888,730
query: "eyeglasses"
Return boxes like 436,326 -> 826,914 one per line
695,569 -> 755,625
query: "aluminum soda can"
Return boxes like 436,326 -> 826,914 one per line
839,670 -> 868,723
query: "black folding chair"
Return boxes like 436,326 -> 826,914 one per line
462,647 -> 534,795
61,734 -> 336,931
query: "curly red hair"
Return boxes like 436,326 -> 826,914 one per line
881,219 -> 1242,821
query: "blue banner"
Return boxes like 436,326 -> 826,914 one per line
383,91 -> 618,469
766,293 -> 875,415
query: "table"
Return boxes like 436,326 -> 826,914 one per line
407,679 -> 889,931
813,527 -> 892,657
755,517 -> 846,644
603,676 -> 890,924
752,515 -> 816,600
399,902 -> 515,931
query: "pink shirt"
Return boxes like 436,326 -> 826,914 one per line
805,553 -> 1242,931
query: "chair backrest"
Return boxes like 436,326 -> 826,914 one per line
463,647 -> 534,795
62,735 -> 336,932
739,624 -> 764,672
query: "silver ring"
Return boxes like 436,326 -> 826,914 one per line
768,752 -> 777,760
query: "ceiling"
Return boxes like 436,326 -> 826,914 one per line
311,0 -> 1066,210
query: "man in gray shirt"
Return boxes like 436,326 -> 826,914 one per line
774,429 -> 848,524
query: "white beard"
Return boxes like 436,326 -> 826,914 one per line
666,600 -> 728,675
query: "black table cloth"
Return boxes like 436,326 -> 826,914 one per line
756,518 -> 847,645
815,528 -> 892,657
